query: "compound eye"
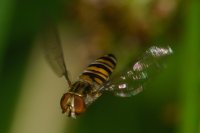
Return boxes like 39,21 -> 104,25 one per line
74,95 -> 86,115
60,93 -> 71,113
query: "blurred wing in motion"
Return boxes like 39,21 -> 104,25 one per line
42,25 -> 71,87
103,46 -> 173,97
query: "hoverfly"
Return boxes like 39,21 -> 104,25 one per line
42,26 -> 173,119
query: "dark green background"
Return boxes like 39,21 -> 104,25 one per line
0,0 -> 199,133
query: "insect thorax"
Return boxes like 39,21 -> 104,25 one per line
69,80 -> 102,103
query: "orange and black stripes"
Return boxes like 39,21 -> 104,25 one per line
79,54 -> 117,85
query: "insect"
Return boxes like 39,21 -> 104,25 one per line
42,27 -> 173,119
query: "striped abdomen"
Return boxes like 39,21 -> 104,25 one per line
79,54 -> 117,86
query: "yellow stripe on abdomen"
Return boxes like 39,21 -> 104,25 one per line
87,66 -> 109,78
80,54 -> 117,85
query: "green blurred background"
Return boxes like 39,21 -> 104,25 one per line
0,0 -> 199,133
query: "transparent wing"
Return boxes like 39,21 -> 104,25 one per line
41,24 -> 71,86
102,46 -> 173,97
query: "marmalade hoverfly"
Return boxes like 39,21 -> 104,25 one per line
42,27 -> 173,119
